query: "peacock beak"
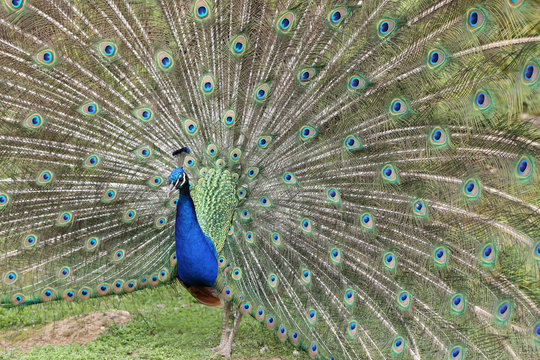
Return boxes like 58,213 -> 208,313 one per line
168,183 -> 176,197
168,173 -> 186,197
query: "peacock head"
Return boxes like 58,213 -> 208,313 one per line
168,147 -> 191,195
168,167 -> 190,195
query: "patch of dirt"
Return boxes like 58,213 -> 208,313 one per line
0,309 -> 131,352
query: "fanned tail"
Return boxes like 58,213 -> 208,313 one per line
0,1 -> 539,359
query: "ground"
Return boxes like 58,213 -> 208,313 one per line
0,284 -> 309,360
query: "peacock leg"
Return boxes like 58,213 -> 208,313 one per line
211,301 -> 231,353
214,309 -> 243,359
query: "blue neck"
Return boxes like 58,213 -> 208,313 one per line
174,186 -> 218,287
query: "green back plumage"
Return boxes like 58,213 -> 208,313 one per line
0,0 -> 539,359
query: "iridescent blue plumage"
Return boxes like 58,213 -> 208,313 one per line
169,167 -> 218,287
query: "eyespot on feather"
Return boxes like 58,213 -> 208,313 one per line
383,251 -> 396,271
309,342 -> 318,358
397,290 -> 412,310
360,212 -> 374,231
230,34 -> 248,56
240,209 -> 251,221
433,246 -> 448,267
247,166 -> 260,179
155,50 -> 174,71
326,188 -> 340,204
113,249 -> 125,262
56,211 -> 73,226
12,293 -> 25,305
98,41 -> 118,59
200,74 -> 215,95
58,266 -> 70,280
297,67 -> 316,84
473,90 -> 491,111
450,293 -> 466,315
412,200 -> 428,218
448,345 -> 465,360
35,48 -> 56,67
259,196 -> 272,208
237,187 -> 247,200
347,75 -> 367,92
3,270 -> 18,285
102,188 -> 117,203
328,7 -> 348,27
124,280 -> 138,293
158,269 -> 169,282
80,101 -> 99,116
467,8 -> 486,31
193,0 -> 211,21
206,143 -> 218,157
135,145 -> 152,160
265,315 -> 277,330
257,135 -> 272,149
462,178 -> 481,199
36,170 -> 53,186
301,218 -> 312,233
344,288 -> 356,307
282,172 -> 297,185
479,242 -> 497,266
330,247 -> 342,265
23,234 -> 38,248
290,330 -> 300,346
41,288 -> 55,302
222,109 -> 236,127
427,48 -> 447,69
307,308 -> 317,325
155,216 -> 168,229
229,147 -> 242,162
84,154 -> 101,168
378,19 -> 397,38
515,155 -> 534,180
62,289 -> 76,302
112,279 -> 124,294
254,83 -> 270,103
96,283 -> 110,296
276,11 -> 296,34
389,98 -> 408,116
271,232 -> 282,247
184,119 -> 199,135
344,135 -> 362,150
430,127 -> 449,147
0,192 -> 9,210
244,231 -> 255,244
301,269 -> 312,286
299,125 -> 318,141
134,107 -> 154,123
23,113 -> 44,130
170,253 -> 178,267
267,273 -> 279,289
392,336 -> 406,355
86,237 -> 99,251
78,287 -> 92,300
4,0 -> 26,12
522,61 -> 539,85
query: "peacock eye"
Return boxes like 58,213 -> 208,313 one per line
378,19 -> 397,37
254,84 -> 270,102
230,35 -> 248,55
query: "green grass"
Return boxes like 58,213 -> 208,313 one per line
0,284 -> 308,360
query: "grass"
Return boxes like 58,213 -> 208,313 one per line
0,283 -> 309,360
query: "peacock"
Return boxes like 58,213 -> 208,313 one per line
0,0 -> 539,359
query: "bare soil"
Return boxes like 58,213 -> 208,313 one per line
0,309 -> 131,352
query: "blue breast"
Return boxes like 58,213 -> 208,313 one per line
174,187 -> 218,287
